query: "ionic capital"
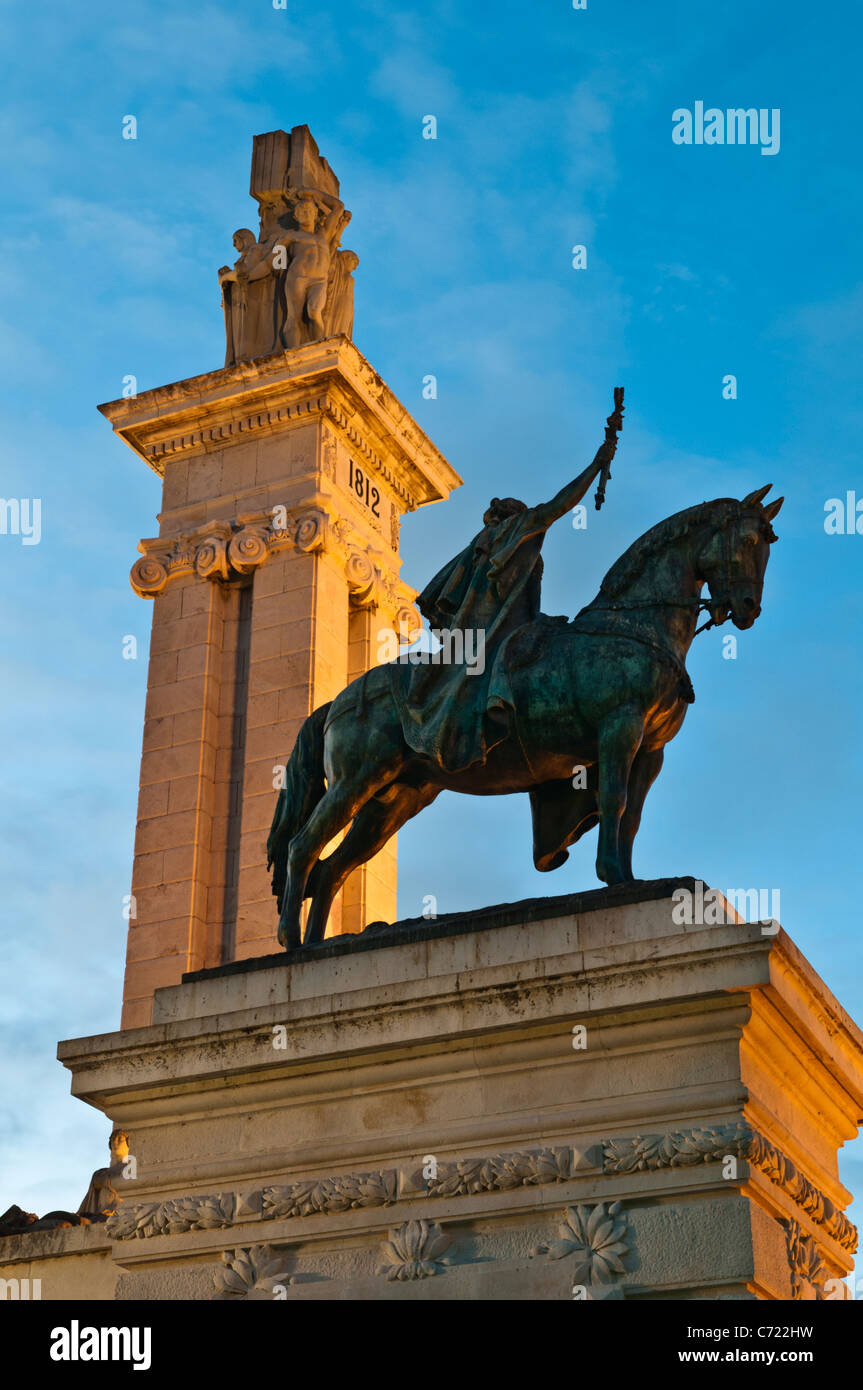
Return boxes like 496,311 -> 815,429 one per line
129,506 -> 410,603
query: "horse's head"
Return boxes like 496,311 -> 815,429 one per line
698,485 -> 783,630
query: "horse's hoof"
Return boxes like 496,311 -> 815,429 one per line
278,918 -> 298,950
596,859 -> 626,887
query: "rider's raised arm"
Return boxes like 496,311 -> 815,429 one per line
529,440 -> 611,531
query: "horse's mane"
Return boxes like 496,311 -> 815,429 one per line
600,497 -> 743,599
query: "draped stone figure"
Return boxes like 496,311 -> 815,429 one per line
76,1129 -> 132,1220
325,248 -> 360,338
0,1129 -> 131,1235
219,229 -> 280,365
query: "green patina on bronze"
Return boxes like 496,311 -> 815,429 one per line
268,392 -> 783,949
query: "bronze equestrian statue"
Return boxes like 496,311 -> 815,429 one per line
268,392 -> 783,948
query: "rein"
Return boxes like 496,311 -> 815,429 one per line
589,500 -> 766,641
583,595 -> 712,615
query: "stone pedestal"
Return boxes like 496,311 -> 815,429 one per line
8,880 -> 857,1300
98,338 -> 461,1027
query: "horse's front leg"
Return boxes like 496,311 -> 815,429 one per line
618,745 -> 664,880
595,704 -> 645,885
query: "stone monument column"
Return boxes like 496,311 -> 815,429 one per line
99,131 -> 461,1028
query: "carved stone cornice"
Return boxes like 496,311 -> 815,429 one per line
103,1122 -> 857,1253
130,505 -> 417,623
144,394 -> 330,468
422,1146 -> 573,1197
602,1123 -> 856,1252
260,1169 -> 398,1220
98,338 -> 462,511
107,1191 -> 241,1240
743,1129 -> 856,1253
323,400 -> 416,509
135,394 -> 421,510
783,1218 -> 828,1300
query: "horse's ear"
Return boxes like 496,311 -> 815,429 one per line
763,496 -> 784,521
742,483 -> 772,507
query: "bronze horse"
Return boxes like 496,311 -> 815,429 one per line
268,485 -> 783,947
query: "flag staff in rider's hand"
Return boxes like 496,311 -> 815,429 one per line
595,386 -> 625,511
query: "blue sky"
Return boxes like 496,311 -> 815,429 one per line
1,0 -> 862,1254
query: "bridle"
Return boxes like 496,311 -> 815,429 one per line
570,515 -> 762,697
583,509 -> 766,639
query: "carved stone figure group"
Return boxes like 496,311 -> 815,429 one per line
219,188 -> 357,365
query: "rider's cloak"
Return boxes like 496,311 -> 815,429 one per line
388,505 -> 551,772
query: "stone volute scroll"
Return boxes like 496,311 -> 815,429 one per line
218,126 -> 359,365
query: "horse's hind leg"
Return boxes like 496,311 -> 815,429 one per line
279,677 -> 412,947
305,783 -> 440,944
278,775 -> 370,947
278,724 -> 407,948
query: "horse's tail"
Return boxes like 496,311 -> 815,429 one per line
267,701 -> 331,912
